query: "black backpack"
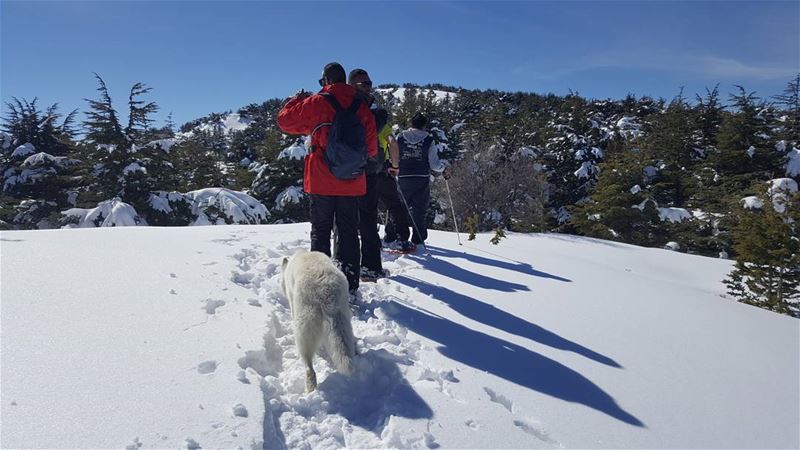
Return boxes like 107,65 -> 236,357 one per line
313,93 -> 367,180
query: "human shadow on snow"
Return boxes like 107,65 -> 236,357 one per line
424,246 -> 572,283
319,349 -> 433,432
379,300 -> 645,427
406,250 -> 533,292
393,275 -> 621,368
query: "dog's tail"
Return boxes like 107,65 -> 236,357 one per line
323,299 -> 356,375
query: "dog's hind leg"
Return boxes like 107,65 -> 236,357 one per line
295,308 -> 324,392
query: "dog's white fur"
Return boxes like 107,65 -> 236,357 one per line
281,250 -> 356,392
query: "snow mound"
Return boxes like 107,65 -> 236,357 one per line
0,131 -> 13,150
278,136 -> 311,160
21,152 -> 80,169
768,177 -> 799,195
122,162 -> 147,175
11,143 -> 35,158
148,191 -> 188,213
196,113 -> 252,135
741,196 -> 764,209
615,116 -> 644,139
785,147 -> 800,177
574,161 -> 596,179
145,138 -> 180,152
658,207 -> 692,223
376,87 -> 456,104
274,186 -> 304,211
767,178 -> 799,214
4,167 -> 57,191
186,188 -> 269,225
62,198 -> 146,228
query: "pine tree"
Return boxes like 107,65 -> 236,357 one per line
643,91 -> 695,208
2,98 -> 77,156
570,146 -> 662,246
80,74 -> 165,214
694,85 -> 724,153
83,73 -> 127,147
773,74 -> 800,145
724,190 -> 799,317
125,82 -> 159,144
165,111 -> 176,137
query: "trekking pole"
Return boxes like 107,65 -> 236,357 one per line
394,176 -> 429,256
331,222 -> 338,260
444,178 -> 462,246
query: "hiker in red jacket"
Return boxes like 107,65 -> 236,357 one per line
277,62 -> 378,294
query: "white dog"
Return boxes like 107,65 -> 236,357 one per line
281,250 -> 356,392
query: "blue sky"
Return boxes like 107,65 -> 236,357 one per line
2,1 -> 798,128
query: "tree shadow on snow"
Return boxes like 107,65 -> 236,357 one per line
380,300 -> 645,428
424,245 -> 572,283
393,275 -> 621,368
319,349 -> 433,432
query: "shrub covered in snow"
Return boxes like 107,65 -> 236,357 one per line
144,191 -> 195,226
185,188 -> 269,225
62,198 -> 146,228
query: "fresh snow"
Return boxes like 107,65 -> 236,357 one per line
145,138 -> 180,152
62,198 -> 145,227
20,152 -> 79,169
222,113 -> 252,133
196,113 -> 252,135
785,147 -> 800,177
123,162 -> 147,175
10,143 -> 35,158
149,191 -> 188,213
767,177 -> 799,214
376,87 -> 456,104
278,138 -> 310,160
274,186 -> 304,211
1,225 -> 797,449
186,188 -> 270,225
768,177 -> 799,194
0,131 -> 13,150
573,161 -> 596,179
741,196 -> 764,209
657,207 -> 692,223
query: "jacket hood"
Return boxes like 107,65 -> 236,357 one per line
400,128 -> 430,145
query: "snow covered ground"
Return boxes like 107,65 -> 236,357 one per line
1,225 -> 798,449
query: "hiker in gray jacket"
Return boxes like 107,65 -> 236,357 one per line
396,112 -> 449,251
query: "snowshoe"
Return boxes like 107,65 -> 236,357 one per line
384,241 -> 417,255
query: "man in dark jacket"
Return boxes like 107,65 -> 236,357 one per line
277,62 -> 378,293
348,68 -> 401,280
397,112 -> 448,250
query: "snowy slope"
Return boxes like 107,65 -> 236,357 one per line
1,225 -> 798,449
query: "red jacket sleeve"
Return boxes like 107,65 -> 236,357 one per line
277,95 -> 324,135
359,104 -> 378,158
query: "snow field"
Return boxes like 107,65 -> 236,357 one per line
2,225 -> 798,449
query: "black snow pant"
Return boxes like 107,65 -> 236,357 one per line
309,194 -> 360,292
358,173 -> 383,274
398,176 -> 431,245
375,172 -> 410,243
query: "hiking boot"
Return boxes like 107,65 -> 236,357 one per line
360,267 -> 390,282
399,240 -> 417,253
